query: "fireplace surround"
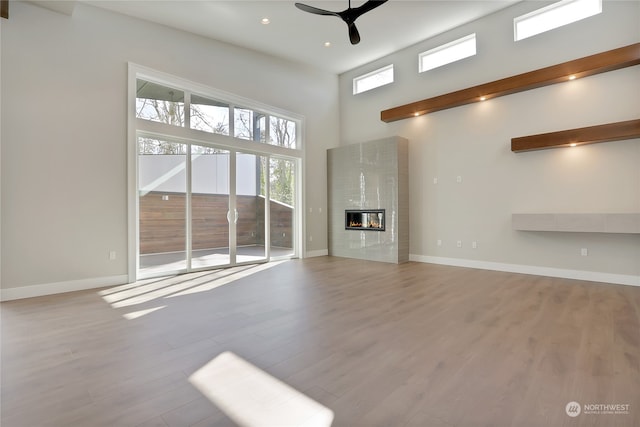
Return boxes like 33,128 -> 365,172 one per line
327,136 -> 409,264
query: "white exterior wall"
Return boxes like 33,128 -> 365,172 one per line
139,154 -> 257,196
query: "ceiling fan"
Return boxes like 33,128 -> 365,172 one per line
294,0 -> 389,45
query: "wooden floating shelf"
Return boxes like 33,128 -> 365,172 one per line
512,213 -> 640,234
381,43 -> 640,123
511,119 -> 640,152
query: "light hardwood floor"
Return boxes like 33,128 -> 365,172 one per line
2,257 -> 639,426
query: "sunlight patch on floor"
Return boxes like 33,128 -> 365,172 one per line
101,268 -> 243,306
122,305 -> 166,320
99,261 -> 288,313
189,351 -> 334,427
168,261 -> 286,298
98,275 -> 179,296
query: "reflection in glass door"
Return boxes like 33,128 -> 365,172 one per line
191,145 -> 231,269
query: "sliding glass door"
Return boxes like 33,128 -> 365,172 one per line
269,157 -> 296,259
190,145 -> 231,269
138,137 -> 188,276
137,138 -> 295,278
131,71 -> 304,283
236,152 -> 268,264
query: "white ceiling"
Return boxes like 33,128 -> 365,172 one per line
30,0 -> 521,74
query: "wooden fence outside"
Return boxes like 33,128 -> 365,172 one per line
139,192 -> 293,254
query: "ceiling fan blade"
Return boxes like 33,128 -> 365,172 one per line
294,0 -> 386,45
294,2 -> 339,17
349,0 -> 389,20
348,23 -> 361,45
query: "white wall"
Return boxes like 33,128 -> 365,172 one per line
1,2 -> 339,292
339,1 -> 640,283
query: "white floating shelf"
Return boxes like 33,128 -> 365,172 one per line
512,213 -> 640,234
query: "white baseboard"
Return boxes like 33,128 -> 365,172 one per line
409,255 -> 640,287
305,249 -> 329,258
0,275 -> 129,302
3,256 -> 635,301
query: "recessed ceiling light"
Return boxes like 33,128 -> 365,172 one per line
324,42 -> 331,47
261,18 -> 270,25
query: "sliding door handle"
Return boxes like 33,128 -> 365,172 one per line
227,209 -> 239,224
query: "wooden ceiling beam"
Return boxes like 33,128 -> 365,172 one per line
511,119 -> 640,152
381,43 -> 640,123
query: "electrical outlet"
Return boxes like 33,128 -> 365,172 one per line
456,176 -> 463,183
109,251 -> 116,261
433,177 -> 438,184
309,235 -> 313,242
581,248 -> 588,256
472,241 -> 477,249
437,239 -> 442,247
457,240 -> 462,248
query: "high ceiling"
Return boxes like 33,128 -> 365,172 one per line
30,1 -> 521,74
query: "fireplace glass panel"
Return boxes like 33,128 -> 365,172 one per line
345,209 -> 385,231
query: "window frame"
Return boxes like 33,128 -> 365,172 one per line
418,33 -> 477,73
353,64 -> 394,95
514,0 -> 603,41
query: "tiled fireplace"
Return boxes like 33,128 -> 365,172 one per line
327,137 -> 409,264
